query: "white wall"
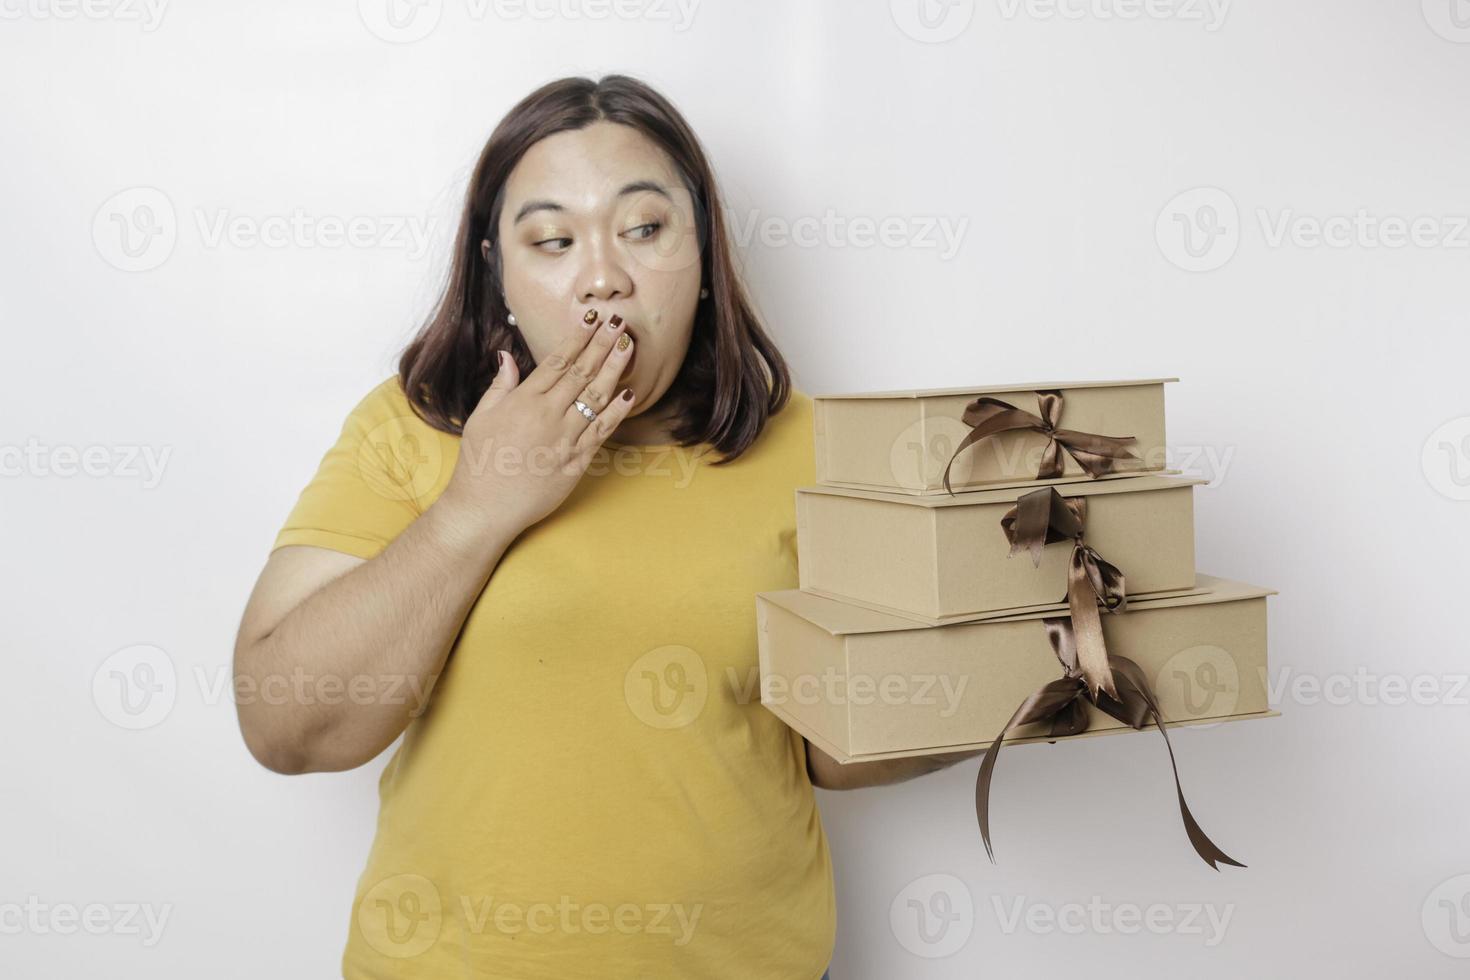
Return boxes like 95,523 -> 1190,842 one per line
4,1 -> 1469,976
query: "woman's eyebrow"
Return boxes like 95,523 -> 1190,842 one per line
512,180 -> 672,226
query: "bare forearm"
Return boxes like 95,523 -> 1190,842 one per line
807,743 -> 986,791
236,499 -> 516,773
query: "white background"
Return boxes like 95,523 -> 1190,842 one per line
4,1 -> 1470,976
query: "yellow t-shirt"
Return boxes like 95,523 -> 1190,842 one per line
271,376 -> 835,979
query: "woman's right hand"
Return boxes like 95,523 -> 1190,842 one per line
438,308 -> 638,536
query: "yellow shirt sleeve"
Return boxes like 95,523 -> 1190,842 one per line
271,377 -> 454,560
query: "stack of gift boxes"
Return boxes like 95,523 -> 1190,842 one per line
755,379 -> 1275,867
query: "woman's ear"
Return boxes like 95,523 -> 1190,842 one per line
480,238 -> 492,264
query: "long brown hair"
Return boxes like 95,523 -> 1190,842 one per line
397,74 -> 792,465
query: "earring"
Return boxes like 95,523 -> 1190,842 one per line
507,312 -> 518,326
699,287 -> 709,300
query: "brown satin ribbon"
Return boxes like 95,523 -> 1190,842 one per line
974,616 -> 1246,871
941,389 -> 1141,495
1000,487 -> 1126,701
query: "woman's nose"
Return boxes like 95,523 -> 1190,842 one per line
577,245 -> 633,303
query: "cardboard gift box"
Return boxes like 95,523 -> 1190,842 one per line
755,575 -> 1276,764
812,378 -> 1173,495
795,473 -> 1201,625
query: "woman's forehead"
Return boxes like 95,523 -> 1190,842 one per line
505,125 -> 688,216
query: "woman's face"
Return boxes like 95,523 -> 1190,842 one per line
495,121 -> 703,435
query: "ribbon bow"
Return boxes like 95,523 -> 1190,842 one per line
974,616 -> 1246,871
1000,487 -> 1126,701
941,389 -> 1141,495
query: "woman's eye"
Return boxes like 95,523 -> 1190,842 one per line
534,237 -> 573,251
625,221 -> 662,241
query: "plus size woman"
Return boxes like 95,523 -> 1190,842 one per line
233,74 -> 974,980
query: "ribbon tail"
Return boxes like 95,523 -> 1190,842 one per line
975,679 -> 1085,863
1068,547 -> 1119,701
1112,657 -> 1247,870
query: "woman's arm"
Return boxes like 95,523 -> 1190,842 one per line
805,739 -> 986,791
232,498 -> 515,775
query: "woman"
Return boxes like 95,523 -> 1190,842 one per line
233,74 -> 976,979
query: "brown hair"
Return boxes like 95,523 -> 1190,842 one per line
397,74 -> 792,465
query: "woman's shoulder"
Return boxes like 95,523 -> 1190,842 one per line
747,386 -> 816,482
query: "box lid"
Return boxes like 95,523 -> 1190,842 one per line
811,378 -> 1179,400
758,574 -> 1276,637
796,473 -> 1203,508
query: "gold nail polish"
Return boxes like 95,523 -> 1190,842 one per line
616,334 -> 631,351
583,309 -> 599,324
